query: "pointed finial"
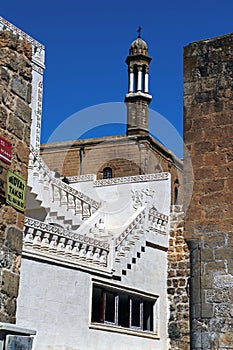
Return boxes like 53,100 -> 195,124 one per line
137,26 -> 142,38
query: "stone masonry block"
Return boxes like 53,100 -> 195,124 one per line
201,248 -> 214,261
18,57 -> 32,81
2,206 -> 17,225
201,303 -> 214,318
215,247 -> 233,260
0,67 -> 10,84
0,30 -> 18,50
1,269 -> 19,297
15,97 -> 31,123
17,39 -> 32,60
7,113 -> 24,140
0,105 -> 8,129
201,275 -> 213,289
5,297 -> 17,316
205,261 -> 226,274
11,75 -> 28,100
203,233 -> 226,249
228,259 -> 233,274
0,47 -> 18,71
5,227 -> 23,254
15,140 -> 29,164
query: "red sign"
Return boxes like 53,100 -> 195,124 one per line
0,137 -> 12,164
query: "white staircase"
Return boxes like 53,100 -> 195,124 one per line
113,208 -> 169,278
27,147 -> 101,230
25,152 -> 171,274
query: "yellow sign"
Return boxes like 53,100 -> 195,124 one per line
6,170 -> 26,211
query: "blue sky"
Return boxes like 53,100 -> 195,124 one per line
1,0 -> 233,157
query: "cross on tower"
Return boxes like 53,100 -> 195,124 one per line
137,26 -> 142,38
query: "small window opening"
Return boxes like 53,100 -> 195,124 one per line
103,167 -> 112,179
174,187 -> 178,205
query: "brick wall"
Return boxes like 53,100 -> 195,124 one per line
184,33 -> 233,349
0,30 -> 32,323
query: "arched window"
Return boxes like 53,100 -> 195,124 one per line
174,187 -> 178,205
103,167 -> 112,179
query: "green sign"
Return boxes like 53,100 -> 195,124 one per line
6,170 -> 26,211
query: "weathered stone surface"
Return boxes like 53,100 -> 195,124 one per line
18,57 -> 32,80
0,66 -> 10,83
1,270 -> 19,297
15,97 -> 31,123
5,227 -> 23,254
168,216 -> 190,349
0,30 -> 17,49
0,27 -> 32,323
5,298 -> 17,316
0,47 -> 18,71
0,105 -> 8,129
7,113 -> 24,139
11,75 -> 27,100
15,140 -> 30,164
184,33 -> 233,349
2,206 -> 17,225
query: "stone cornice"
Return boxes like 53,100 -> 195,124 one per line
0,16 -> 44,49
94,172 -> 169,187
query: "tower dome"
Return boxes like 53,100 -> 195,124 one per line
129,37 -> 148,56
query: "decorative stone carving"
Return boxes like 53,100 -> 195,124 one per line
94,173 -> 169,187
67,174 -> 96,183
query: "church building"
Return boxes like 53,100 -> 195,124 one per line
0,17 -> 189,350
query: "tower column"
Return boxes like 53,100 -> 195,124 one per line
144,68 -> 149,93
129,67 -> 134,92
137,67 -> 142,91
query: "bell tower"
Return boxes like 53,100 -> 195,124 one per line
125,28 -> 152,136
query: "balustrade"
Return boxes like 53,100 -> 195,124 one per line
28,147 -> 101,225
24,217 -> 110,268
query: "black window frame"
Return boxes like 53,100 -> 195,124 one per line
91,284 -> 156,334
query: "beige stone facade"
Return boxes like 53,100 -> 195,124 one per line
41,134 -> 183,206
184,33 -> 233,349
0,29 -> 32,323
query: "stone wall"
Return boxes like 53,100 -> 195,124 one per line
168,209 -> 190,350
184,33 -> 233,349
41,135 -> 183,205
0,30 -> 32,323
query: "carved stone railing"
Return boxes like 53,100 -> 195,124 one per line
148,208 -> 169,234
23,217 -> 110,267
29,145 -> 52,180
51,178 -> 100,213
114,209 -> 146,266
114,206 -> 169,269
28,147 -> 101,220
115,209 -> 146,248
